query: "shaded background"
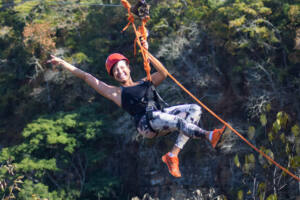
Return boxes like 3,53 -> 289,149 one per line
0,0 -> 299,199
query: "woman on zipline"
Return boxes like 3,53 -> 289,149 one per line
47,39 -> 225,178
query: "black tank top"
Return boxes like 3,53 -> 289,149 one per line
121,81 -> 149,124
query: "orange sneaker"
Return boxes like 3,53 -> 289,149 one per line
210,125 -> 226,148
161,153 -> 181,178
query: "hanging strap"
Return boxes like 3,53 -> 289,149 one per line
144,81 -> 162,134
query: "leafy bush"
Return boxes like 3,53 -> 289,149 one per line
0,104 -> 119,199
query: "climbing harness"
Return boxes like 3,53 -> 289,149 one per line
120,0 -> 300,182
120,79 -> 167,134
145,81 -> 168,133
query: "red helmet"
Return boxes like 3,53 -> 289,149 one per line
105,53 -> 129,76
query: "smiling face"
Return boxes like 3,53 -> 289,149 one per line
112,60 -> 131,83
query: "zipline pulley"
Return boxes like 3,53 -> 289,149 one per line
130,0 -> 150,19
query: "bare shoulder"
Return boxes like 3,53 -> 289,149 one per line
105,85 -> 121,100
96,83 -> 122,107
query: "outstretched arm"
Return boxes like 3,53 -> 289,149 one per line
47,55 -> 121,107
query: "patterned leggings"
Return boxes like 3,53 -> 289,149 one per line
137,104 -> 208,149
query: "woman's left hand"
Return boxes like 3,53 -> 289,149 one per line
140,38 -> 149,50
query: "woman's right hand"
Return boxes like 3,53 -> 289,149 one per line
47,55 -> 64,66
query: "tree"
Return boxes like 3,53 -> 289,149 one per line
234,108 -> 300,200
0,104 -> 119,199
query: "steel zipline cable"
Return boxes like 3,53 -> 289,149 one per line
0,0 -> 122,10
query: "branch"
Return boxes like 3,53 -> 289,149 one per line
70,157 -> 82,181
256,63 -> 276,93
46,172 -> 61,189
278,177 -> 294,191
77,153 -> 88,194
252,176 -> 257,200
273,167 -> 277,195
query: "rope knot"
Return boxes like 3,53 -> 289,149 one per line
128,14 -> 134,23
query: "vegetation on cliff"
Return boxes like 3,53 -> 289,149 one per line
0,0 -> 299,199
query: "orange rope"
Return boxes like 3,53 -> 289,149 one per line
121,0 -> 151,81
147,50 -> 300,182
166,72 -> 300,182
120,0 -> 300,182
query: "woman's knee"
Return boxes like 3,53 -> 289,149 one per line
189,104 -> 202,113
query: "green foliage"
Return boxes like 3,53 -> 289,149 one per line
236,110 -> 299,199
18,180 -> 65,200
260,114 -> 267,126
69,52 -> 91,64
182,0 -> 299,98
243,154 -> 255,174
16,158 -> 57,173
296,138 -> 300,156
237,190 -> 243,200
268,131 -> 274,142
234,154 -> 241,168
0,105 -> 119,199
84,171 -> 120,199
291,124 -> 300,137
266,194 -> 277,200
0,160 -> 24,200
14,1 -> 39,17
289,155 -> 300,169
248,126 -> 256,139
287,5 -> 300,24
265,149 -> 274,165
258,182 -> 266,200
272,111 -> 289,133
1,0 -> 300,199
186,0 -> 279,54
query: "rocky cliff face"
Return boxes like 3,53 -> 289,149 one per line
107,28 -> 300,198
111,116 -> 300,199
111,114 -> 248,199
94,18 -> 300,199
